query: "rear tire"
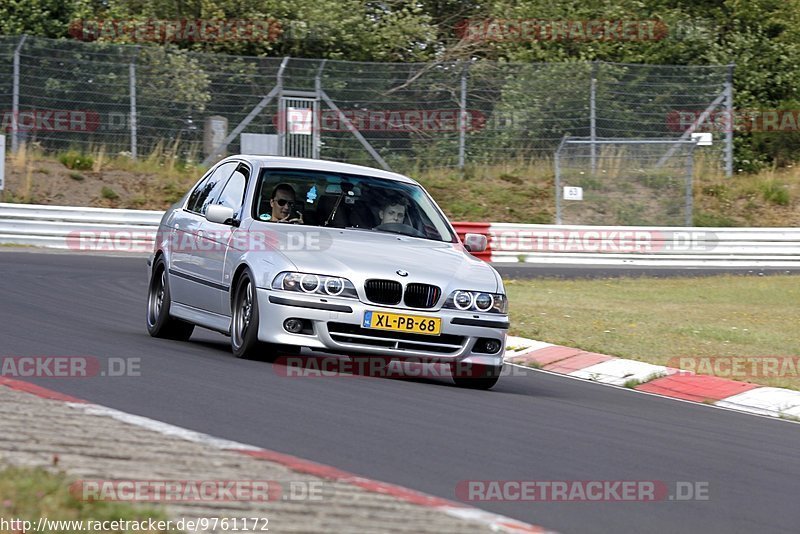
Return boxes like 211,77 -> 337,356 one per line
231,271 -> 277,361
146,258 -> 195,341
451,363 -> 501,390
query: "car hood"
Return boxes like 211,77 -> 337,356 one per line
274,227 -> 500,294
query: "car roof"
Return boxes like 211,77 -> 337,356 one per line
224,155 -> 418,185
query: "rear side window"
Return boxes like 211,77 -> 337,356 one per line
186,162 -> 237,214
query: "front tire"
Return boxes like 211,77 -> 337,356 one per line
146,258 -> 195,341
231,272 -> 276,361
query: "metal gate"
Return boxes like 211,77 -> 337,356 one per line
555,137 -> 699,226
279,93 -> 319,158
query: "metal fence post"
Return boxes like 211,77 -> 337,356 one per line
313,60 -> 327,159
555,136 -> 568,225
458,61 -> 469,171
277,57 -> 287,156
0,135 -> 5,192
11,35 -> 28,154
724,63 -> 734,177
129,49 -> 139,159
590,61 -> 598,174
686,143 -> 695,226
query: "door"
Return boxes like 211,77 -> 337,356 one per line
196,163 -> 250,316
170,161 -> 238,310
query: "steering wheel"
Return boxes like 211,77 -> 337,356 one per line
374,222 -> 426,238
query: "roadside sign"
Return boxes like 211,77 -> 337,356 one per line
563,186 -> 583,201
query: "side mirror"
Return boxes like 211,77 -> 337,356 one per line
464,233 -> 487,253
206,204 -> 236,226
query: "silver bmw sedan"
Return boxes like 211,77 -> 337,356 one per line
146,156 -> 508,389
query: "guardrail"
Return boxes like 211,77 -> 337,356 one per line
476,223 -> 800,267
0,203 -> 161,250
2,203 -> 799,267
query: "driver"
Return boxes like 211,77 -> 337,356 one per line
266,183 -> 303,224
377,199 -> 406,225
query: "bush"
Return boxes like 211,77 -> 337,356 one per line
100,186 -> 119,200
760,181 -> 791,206
58,151 -> 94,170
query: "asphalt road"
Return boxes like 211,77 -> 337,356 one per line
1,251 -> 798,534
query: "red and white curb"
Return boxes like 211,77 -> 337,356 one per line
505,336 -> 800,421
0,376 -> 552,534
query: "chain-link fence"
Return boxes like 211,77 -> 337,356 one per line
0,35 -> 732,175
555,137 -> 698,226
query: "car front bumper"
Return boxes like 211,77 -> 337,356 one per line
255,288 -> 508,367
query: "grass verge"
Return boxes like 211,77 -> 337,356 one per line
2,145 -> 799,225
0,466 -> 178,533
507,274 -> 800,390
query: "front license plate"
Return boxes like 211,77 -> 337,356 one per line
363,311 -> 441,335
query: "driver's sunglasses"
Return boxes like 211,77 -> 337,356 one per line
274,199 -> 295,207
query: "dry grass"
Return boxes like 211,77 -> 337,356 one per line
1,144 -> 202,208
1,144 -> 799,226
0,466 -> 178,533
415,154 -> 800,226
506,275 -> 800,390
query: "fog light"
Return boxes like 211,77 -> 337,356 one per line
475,338 -> 502,354
284,318 -> 305,333
484,339 -> 502,353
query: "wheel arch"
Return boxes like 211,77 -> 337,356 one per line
229,263 -> 253,310
152,249 -> 166,268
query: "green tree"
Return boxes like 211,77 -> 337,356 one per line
478,0 -> 800,169
0,0 -> 76,37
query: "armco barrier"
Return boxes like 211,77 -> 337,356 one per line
484,223 -> 800,267
0,203 -> 162,250
2,203 -> 799,267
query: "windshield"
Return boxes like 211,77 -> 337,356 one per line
252,168 -> 458,242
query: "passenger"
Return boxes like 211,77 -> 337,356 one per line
377,198 -> 407,226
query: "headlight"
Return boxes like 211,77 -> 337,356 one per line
273,272 -> 358,299
444,290 -> 508,314
474,293 -> 493,311
453,290 -> 474,310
